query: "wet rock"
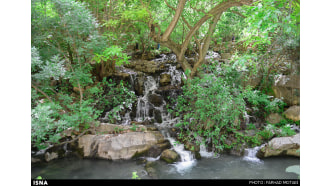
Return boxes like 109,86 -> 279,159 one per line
283,106 -> 300,122
78,131 -> 166,160
155,85 -> 182,104
160,73 -> 171,86
160,149 -> 179,163
148,94 -> 164,107
257,133 -> 300,158
145,161 -> 158,179
147,140 -> 171,158
184,141 -> 201,160
45,152 -> 58,162
134,75 -> 145,96
154,109 -> 162,123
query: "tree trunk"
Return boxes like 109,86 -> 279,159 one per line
146,0 -> 253,78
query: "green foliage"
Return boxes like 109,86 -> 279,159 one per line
131,171 -> 140,179
93,45 -> 130,68
243,86 -> 286,116
256,123 -> 296,141
84,78 -> 136,122
173,62 -> 288,152
242,0 -> 300,48
130,124 -> 137,132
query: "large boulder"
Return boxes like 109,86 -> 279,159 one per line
257,133 -> 300,158
78,131 -> 166,160
283,106 -> 300,122
272,75 -> 300,106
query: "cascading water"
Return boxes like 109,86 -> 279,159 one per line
243,146 -> 264,164
135,76 -> 158,122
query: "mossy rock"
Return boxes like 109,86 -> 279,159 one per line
160,149 -> 179,163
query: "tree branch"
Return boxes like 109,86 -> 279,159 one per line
161,0 -> 187,42
32,83 -> 53,103
230,10 -> 247,18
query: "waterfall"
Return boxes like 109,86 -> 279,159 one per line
199,144 -> 216,158
243,146 -> 263,163
164,133 -> 197,174
135,76 -> 158,122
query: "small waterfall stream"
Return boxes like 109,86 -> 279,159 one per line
243,146 -> 264,164
112,53 -> 199,173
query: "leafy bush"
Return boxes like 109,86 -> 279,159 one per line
84,78 -> 137,122
172,63 -> 287,152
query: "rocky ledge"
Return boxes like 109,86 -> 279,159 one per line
257,133 -> 300,158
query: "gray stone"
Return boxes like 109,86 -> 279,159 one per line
78,131 -> 165,160
160,149 -> 179,163
257,133 -> 300,158
283,106 -> 300,122
45,152 -> 58,162
272,75 -> 300,106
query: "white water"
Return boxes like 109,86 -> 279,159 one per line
243,146 -> 264,164
199,144 -> 216,158
165,135 -> 197,174
135,76 -> 159,122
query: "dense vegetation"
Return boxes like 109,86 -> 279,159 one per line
31,0 -> 299,151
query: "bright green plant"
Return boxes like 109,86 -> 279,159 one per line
130,124 -> 137,132
93,46 -> 130,79
131,171 -> 140,179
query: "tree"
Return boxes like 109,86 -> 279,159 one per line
31,0 -> 136,150
139,0 -> 254,78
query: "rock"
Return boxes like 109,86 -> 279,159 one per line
124,60 -> 164,74
147,140 -> 171,158
148,94 -> 164,107
96,123 -> 147,134
154,109 -> 162,123
145,161 -> 158,179
160,73 -> 171,86
272,75 -> 300,106
257,133 -> 300,158
160,149 -> 179,163
283,106 -> 300,122
45,152 -> 58,162
266,113 -> 284,124
155,85 -> 182,104
78,131 -> 166,160
134,75 -> 145,96
184,141 -> 201,160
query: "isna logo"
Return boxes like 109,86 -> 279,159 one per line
32,176 -> 48,185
